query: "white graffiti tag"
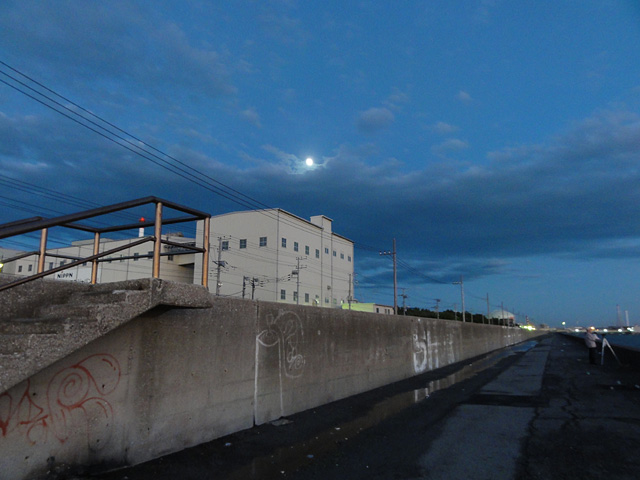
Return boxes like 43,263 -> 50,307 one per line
257,311 -> 305,378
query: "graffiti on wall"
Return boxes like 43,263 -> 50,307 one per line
254,311 -> 305,422
413,322 -> 429,374
0,353 -> 121,450
257,311 -> 305,378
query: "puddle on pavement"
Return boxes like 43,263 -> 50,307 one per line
223,341 -> 536,479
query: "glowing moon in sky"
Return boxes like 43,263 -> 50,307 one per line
305,157 -> 314,166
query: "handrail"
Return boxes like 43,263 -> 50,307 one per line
0,196 -> 209,238
0,197 -> 211,292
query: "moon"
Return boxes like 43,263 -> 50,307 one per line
305,157 -> 314,166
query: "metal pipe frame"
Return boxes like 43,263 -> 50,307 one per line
0,197 -> 212,290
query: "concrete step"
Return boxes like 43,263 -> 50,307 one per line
0,278 -> 213,394
0,318 -> 67,335
0,332 -> 60,354
68,288 -> 145,304
37,302 -> 118,320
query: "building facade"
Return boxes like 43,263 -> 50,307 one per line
195,209 -> 354,307
341,303 -> 394,315
0,234 -> 196,284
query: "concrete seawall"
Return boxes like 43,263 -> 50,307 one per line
0,281 -> 542,479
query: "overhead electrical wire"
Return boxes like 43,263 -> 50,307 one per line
0,61 -> 334,239
0,61 -> 522,318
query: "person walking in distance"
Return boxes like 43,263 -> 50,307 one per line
584,326 -> 600,365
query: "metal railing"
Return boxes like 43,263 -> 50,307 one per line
0,196 -> 211,293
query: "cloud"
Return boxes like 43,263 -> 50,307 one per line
383,89 -> 410,110
257,10 -> 309,46
0,2 -> 237,101
431,121 -> 459,135
240,108 -> 262,128
3,99 -> 640,286
356,107 -> 395,133
261,144 -> 321,174
457,90 -> 473,103
431,138 -> 469,156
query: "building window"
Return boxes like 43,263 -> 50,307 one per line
348,256 -> 352,262
333,250 -> 336,257
340,253 -> 344,259
28,264 -> 33,272
305,245 -> 310,255
239,239 -> 247,249
134,253 -> 139,261
222,241 -> 229,251
120,256 -> 124,263
60,261 -> 66,266
294,241 -> 299,252
293,291 -> 298,302
325,297 -> 329,304
168,255 -> 174,261
305,293 -> 310,303
259,236 -> 267,247
18,265 -> 22,273
147,251 -> 153,259
325,247 -> 329,254
376,307 -> 380,313
281,238 -> 287,248
315,249 -> 320,258
49,262 -> 54,270
281,289 -> 286,300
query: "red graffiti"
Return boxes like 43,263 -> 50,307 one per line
0,354 -> 121,448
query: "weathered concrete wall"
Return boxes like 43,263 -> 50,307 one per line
1,293 -> 542,479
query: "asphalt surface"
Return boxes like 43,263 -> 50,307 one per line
87,333 -> 640,480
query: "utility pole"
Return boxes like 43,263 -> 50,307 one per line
486,293 -> 490,324
292,256 -> 307,305
400,288 -> 408,315
379,238 -> 397,315
214,236 -> 228,296
453,275 -> 465,322
348,273 -> 353,310
435,299 -> 440,320
251,277 -> 260,300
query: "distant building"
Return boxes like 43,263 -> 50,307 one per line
341,302 -> 394,315
195,209 -> 354,307
0,247 -> 23,274
489,309 -> 515,326
0,234 -> 196,284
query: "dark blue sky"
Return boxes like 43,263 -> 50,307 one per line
1,1 -> 640,327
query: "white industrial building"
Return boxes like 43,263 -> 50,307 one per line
2,208 -> 355,309
195,209 -> 354,307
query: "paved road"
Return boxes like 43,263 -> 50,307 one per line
91,334 -> 640,480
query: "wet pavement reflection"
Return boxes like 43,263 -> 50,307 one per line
222,341 -> 538,479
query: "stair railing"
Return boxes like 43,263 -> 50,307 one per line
0,196 -> 211,293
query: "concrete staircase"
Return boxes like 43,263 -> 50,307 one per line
0,276 -> 213,393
